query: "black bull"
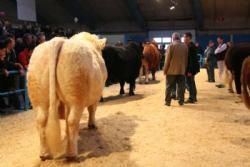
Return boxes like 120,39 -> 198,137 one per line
102,42 -> 143,96
225,43 -> 250,94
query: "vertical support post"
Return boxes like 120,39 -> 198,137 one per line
230,34 -> 234,42
24,72 -> 29,111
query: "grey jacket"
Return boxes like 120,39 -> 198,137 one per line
204,47 -> 215,62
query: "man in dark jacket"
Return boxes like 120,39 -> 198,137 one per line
5,35 -> 25,109
159,44 -> 166,70
183,32 -> 200,103
0,37 -> 8,109
204,40 -> 216,82
5,34 -> 24,71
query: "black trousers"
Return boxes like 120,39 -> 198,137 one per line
186,75 -> 197,101
206,61 -> 215,82
171,84 -> 177,97
234,70 -> 241,94
165,75 -> 185,104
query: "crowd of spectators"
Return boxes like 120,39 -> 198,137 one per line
0,19 -> 76,111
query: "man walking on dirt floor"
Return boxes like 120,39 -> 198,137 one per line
183,32 -> 200,104
163,32 -> 188,106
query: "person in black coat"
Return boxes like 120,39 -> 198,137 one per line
0,37 -> 8,109
183,32 -> 200,103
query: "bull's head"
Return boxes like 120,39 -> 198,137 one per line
71,32 -> 106,53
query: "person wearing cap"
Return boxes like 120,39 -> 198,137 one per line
163,32 -> 188,106
204,40 -> 216,82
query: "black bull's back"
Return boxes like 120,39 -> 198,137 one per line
225,43 -> 250,94
102,43 -> 142,84
225,43 -> 250,72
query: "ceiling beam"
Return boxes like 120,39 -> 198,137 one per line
59,0 -> 96,30
126,0 -> 147,30
190,0 -> 204,29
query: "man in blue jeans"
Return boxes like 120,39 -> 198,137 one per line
183,32 -> 200,103
163,32 -> 188,106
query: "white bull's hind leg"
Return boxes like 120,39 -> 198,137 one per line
88,103 -> 98,129
139,65 -> 144,84
66,105 -> 83,161
145,64 -> 149,84
36,107 -> 51,161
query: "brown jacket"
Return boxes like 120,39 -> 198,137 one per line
163,41 -> 188,75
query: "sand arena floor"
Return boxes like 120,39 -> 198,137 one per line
0,69 -> 250,167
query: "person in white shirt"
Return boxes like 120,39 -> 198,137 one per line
215,37 -> 227,88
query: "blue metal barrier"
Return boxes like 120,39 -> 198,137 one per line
198,54 -> 205,68
0,71 -> 30,111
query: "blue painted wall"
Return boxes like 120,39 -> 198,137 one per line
233,34 -> 250,43
196,34 -> 231,53
148,30 -> 196,42
102,31 -> 249,48
124,33 -> 148,43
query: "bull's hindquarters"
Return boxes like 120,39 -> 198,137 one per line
139,60 -> 150,84
242,56 -> 250,109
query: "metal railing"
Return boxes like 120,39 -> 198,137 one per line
0,71 -> 30,111
198,53 -> 205,68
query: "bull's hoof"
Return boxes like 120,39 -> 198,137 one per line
88,124 -> 98,130
120,91 -> 125,95
129,92 -> 135,96
228,89 -> 234,93
145,81 -> 149,84
66,156 -> 80,163
40,155 -> 52,161
100,97 -> 104,102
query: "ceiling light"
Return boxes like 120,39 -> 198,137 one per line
169,0 -> 177,10
170,5 -> 175,10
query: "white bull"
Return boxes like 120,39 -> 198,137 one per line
27,32 -> 107,161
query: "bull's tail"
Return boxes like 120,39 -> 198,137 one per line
242,56 -> 250,110
46,37 -> 65,157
